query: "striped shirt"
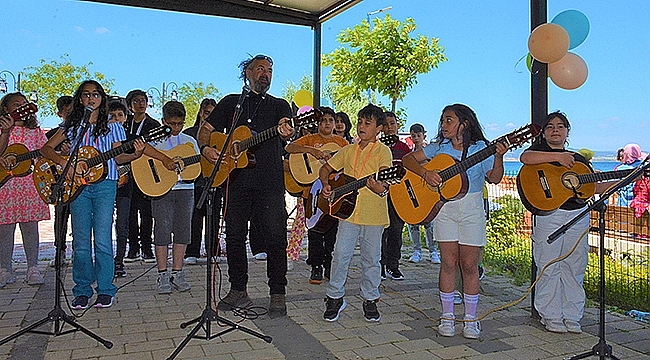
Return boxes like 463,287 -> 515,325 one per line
67,122 -> 127,181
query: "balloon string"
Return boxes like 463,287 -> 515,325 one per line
514,53 -> 527,74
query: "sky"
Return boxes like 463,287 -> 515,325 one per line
1,0 -> 649,152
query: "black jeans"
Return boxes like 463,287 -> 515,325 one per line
128,186 -> 153,256
114,195 -> 131,262
381,197 -> 404,270
224,186 -> 288,295
306,223 -> 338,269
185,186 -> 222,258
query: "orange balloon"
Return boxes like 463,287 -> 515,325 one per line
549,52 -> 588,90
528,23 -> 570,63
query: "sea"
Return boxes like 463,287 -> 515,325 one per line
503,160 -> 620,176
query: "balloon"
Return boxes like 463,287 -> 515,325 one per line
549,52 -> 588,90
297,105 -> 313,115
552,10 -> 590,50
528,23 -> 570,63
293,90 -> 313,108
526,53 -> 533,72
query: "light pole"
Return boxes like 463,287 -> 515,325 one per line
366,6 -> 392,103
0,70 -> 20,94
147,82 -> 179,110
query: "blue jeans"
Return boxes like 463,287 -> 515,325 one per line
409,222 -> 436,252
327,220 -> 383,301
70,180 -> 118,298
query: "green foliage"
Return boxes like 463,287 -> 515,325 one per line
175,82 -> 221,126
20,54 -> 114,117
322,14 -> 447,113
484,195 -> 531,285
282,74 -> 312,104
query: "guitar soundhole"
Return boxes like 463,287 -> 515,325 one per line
230,141 -> 242,160
561,172 -> 580,190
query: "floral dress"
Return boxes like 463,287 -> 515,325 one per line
0,126 -> 50,225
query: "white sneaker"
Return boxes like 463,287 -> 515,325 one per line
430,251 -> 441,264
564,320 -> 582,333
463,315 -> 481,339
183,256 -> 198,265
0,268 -> 17,288
287,259 -> 294,271
438,313 -> 455,337
409,250 -> 422,263
26,267 -> 45,285
254,252 -> 267,261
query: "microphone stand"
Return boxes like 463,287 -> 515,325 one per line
548,158 -> 650,360
168,85 -> 271,360
0,115 -> 113,349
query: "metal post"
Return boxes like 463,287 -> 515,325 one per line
313,22 -> 321,108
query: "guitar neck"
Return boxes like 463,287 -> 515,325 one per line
87,140 -> 135,168
182,154 -> 202,166
331,175 -> 371,202
15,149 -> 41,163
238,126 -> 278,152
438,142 -> 497,182
577,168 -> 635,184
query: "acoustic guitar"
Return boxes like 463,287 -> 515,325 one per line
200,109 -> 321,187
283,159 -> 305,197
390,124 -> 541,225
305,165 -> 406,234
33,126 -> 171,204
117,164 -> 131,188
131,142 -> 201,197
0,103 -> 40,187
288,134 -> 398,185
517,162 -> 641,215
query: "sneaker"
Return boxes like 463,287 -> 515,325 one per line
564,319 -> 582,333
26,267 -> 45,285
430,251 -> 441,264
310,265 -> 323,285
286,259 -> 294,271
94,294 -> 114,308
157,271 -> 172,294
385,267 -> 404,280
170,270 -> 191,292
323,266 -> 331,281
196,256 -> 208,264
183,256 -> 198,265
381,265 -> 386,280
142,252 -> 156,263
0,268 -> 17,288
254,252 -> 267,261
269,294 -> 287,318
453,290 -> 463,305
49,252 -> 69,267
323,296 -> 346,322
478,265 -> 485,280
363,299 -> 381,322
409,250 -> 423,263
114,262 -> 127,278
72,295 -> 89,310
541,318 -> 567,333
463,315 -> 481,339
438,313 -> 456,337
124,251 -> 141,263
217,289 -> 253,311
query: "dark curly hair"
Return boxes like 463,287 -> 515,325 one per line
66,80 -> 110,138
0,92 -> 39,129
434,104 -> 488,159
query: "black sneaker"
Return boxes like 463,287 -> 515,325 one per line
381,265 -> 386,280
72,295 -> 89,310
142,252 -> 156,264
478,265 -> 485,281
323,266 -> 331,281
94,294 -> 114,308
363,299 -> 381,322
323,296 -> 346,322
114,262 -> 126,278
385,267 -> 404,280
310,265 -> 323,285
124,251 -> 141,263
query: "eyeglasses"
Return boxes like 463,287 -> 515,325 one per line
252,54 -> 273,65
82,92 -> 101,99
166,121 -> 185,127
132,98 -> 148,105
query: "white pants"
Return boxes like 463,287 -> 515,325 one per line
532,207 -> 590,322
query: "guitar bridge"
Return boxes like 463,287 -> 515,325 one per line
404,179 -> 419,208
537,170 -> 552,199
302,153 -> 313,174
148,159 -> 161,183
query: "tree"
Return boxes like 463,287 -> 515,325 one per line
20,55 -> 114,117
175,82 -> 221,125
323,14 -> 447,118
282,74 -> 313,105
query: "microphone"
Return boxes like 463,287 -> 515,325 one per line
235,84 -> 250,109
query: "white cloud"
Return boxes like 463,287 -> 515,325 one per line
74,26 -> 85,33
484,123 -> 500,132
95,27 -> 110,35
505,122 -> 516,129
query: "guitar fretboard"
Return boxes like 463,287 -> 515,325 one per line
15,149 -> 41,163
87,140 -> 135,168
437,141 -> 500,182
577,169 -> 635,184
331,175 -> 373,202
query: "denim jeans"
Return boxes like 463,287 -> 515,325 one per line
114,195 -> 131,262
409,222 -> 436,252
70,180 -> 118,298
327,220 -> 383,301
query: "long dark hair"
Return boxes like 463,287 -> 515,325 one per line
435,104 -> 488,158
192,98 -> 217,127
533,111 -> 571,148
66,80 -> 110,138
0,92 -> 39,129
335,111 -> 353,142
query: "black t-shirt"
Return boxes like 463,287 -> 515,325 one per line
526,141 -> 591,210
205,91 -> 291,191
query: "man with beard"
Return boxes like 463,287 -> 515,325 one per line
198,54 -> 294,318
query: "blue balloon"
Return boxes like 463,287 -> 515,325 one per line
552,10 -> 590,50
